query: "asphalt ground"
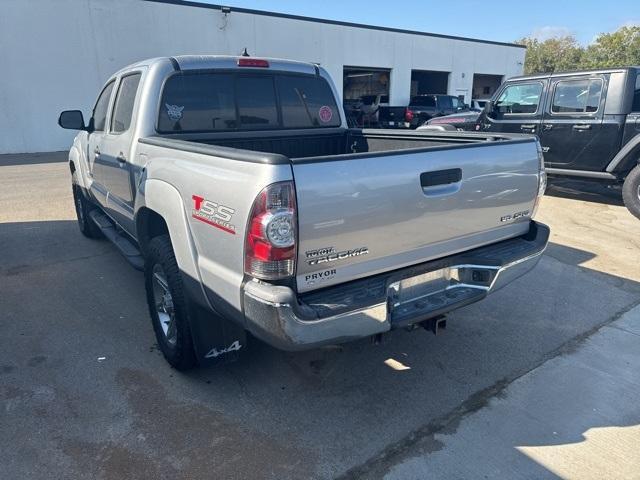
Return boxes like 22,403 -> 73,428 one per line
1,152 -> 640,479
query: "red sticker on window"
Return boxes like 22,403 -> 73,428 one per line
319,106 -> 333,123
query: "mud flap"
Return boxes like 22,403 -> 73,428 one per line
183,280 -> 247,367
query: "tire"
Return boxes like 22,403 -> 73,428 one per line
622,165 -> 640,220
144,235 -> 197,370
72,178 -> 102,239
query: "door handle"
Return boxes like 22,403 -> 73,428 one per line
573,124 -> 592,131
542,124 -> 553,131
420,168 -> 462,188
93,147 -> 100,159
116,152 -> 127,165
520,124 -> 537,131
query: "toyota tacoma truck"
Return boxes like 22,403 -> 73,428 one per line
58,55 -> 549,370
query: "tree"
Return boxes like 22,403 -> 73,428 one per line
581,26 -> 640,69
517,25 -> 640,75
517,36 -> 584,75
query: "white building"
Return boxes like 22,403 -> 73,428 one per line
0,0 -> 525,154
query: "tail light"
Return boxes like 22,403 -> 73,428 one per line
238,58 -> 269,68
531,141 -> 547,218
245,181 -> 297,280
404,108 -> 414,123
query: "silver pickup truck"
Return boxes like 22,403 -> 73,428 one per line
58,55 -> 549,370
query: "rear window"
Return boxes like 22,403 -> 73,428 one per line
411,96 -> 436,107
157,72 -> 340,133
277,75 -> 341,128
237,76 -> 279,129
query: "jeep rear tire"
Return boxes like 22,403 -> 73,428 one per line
144,235 -> 197,371
622,165 -> 640,220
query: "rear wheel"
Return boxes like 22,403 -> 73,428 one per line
72,178 -> 102,238
622,165 -> 640,220
144,235 -> 197,370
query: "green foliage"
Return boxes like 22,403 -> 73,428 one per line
582,26 -> 640,69
518,26 -> 640,75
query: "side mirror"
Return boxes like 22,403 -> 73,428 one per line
484,101 -> 495,117
58,110 -> 86,130
484,101 -> 494,112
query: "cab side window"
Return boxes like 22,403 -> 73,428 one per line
92,81 -> 115,132
632,74 -> 640,112
552,79 -> 602,114
111,73 -> 142,133
495,83 -> 543,114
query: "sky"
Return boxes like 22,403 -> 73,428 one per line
196,0 -> 639,45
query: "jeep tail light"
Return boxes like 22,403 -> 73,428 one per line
404,108 -> 414,123
531,140 -> 547,218
245,181 -> 297,280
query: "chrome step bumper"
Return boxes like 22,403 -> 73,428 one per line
243,221 -> 549,351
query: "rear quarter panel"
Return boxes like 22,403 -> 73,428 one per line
136,143 -> 293,312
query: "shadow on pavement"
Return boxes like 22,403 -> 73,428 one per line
2,219 -> 639,479
545,177 -> 624,207
0,151 -> 67,167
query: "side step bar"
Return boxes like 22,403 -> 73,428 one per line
88,210 -> 144,271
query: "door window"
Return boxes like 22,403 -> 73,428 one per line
92,81 -> 115,132
111,73 -> 142,133
632,74 -> 640,112
495,83 -> 543,114
551,79 -> 602,114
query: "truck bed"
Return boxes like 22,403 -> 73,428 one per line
141,128 -> 530,162
140,128 -> 540,293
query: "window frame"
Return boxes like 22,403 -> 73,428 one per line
549,77 -> 604,116
631,72 -> 640,112
91,80 -> 116,132
154,70 -> 341,134
495,81 -> 544,117
109,71 -> 143,135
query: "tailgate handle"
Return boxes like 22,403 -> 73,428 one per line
420,168 -> 462,188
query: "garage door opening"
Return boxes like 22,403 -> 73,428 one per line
410,70 -> 450,96
472,74 -> 503,100
343,66 -> 391,127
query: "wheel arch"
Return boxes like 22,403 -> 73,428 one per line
134,179 -> 200,284
606,133 -> 640,176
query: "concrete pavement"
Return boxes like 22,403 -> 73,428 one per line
378,306 -> 640,480
1,152 -> 640,479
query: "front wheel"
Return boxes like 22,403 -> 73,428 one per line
144,235 -> 197,370
622,165 -> 640,220
72,179 -> 102,238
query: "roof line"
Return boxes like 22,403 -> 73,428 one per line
142,0 -> 527,49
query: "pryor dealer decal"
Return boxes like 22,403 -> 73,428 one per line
192,194 -> 236,234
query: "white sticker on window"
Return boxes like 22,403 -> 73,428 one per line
165,103 -> 184,121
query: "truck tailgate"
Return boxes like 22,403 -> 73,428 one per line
293,139 -> 541,292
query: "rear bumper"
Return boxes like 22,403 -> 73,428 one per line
242,221 -> 549,351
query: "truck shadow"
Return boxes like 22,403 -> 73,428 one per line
545,177 -> 624,207
0,151 -> 68,167
2,219 -> 639,479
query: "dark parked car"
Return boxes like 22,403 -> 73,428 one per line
477,67 -> 640,219
379,94 -> 467,128
423,110 -> 482,131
